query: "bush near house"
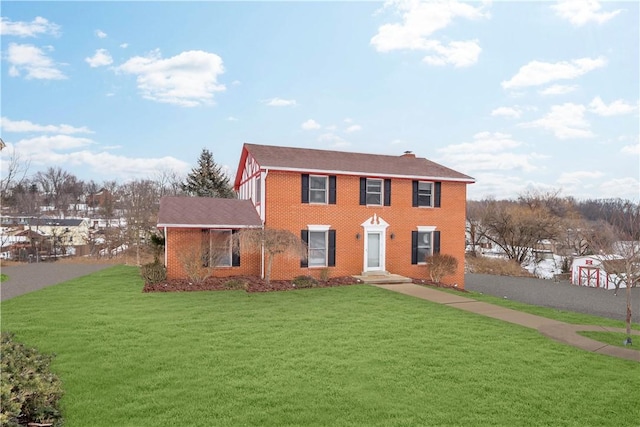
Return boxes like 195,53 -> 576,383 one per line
0,332 -> 64,427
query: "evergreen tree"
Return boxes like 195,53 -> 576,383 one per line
181,148 -> 235,198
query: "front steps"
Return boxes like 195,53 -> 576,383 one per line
352,272 -> 413,284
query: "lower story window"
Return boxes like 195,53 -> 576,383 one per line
416,232 -> 432,264
308,231 -> 327,267
204,230 -> 232,267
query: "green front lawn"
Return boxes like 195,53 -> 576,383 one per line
1,265 -> 638,426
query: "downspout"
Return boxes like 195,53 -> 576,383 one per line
163,226 -> 168,267
261,169 -> 269,280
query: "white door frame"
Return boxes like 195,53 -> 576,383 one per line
361,214 -> 389,273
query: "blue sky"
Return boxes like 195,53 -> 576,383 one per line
1,0 -> 638,201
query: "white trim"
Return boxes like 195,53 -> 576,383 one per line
417,225 -> 437,232
308,224 -> 331,232
258,166 -> 475,183
361,214 -> 389,272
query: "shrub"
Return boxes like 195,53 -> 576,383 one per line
0,332 -> 64,427
292,275 -> 318,289
425,254 -> 458,283
465,255 -> 534,277
319,268 -> 330,282
178,247 -> 213,285
140,261 -> 167,284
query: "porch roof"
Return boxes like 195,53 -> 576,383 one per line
157,196 -> 262,229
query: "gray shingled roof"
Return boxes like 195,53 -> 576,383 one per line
157,197 -> 262,228
243,143 -> 474,182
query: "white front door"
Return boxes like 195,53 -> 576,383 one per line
366,232 -> 382,271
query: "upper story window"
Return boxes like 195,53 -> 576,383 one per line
360,178 -> 391,206
309,176 -> 327,204
302,175 -> 336,204
412,181 -> 441,208
417,182 -> 433,207
366,179 -> 382,205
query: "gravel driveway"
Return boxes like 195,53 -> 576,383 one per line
465,273 -> 640,322
1,262 -> 113,301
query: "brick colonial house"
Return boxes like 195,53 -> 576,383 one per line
158,143 -> 474,287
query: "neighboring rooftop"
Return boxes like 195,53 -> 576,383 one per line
157,197 -> 262,228
239,143 -> 475,183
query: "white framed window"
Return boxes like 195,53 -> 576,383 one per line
418,182 -> 433,207
308,231 -> 328,267
206,230 -> 232,267
416,231 -> 432,264
309,176 -> 328,204
366,178 -> 382,205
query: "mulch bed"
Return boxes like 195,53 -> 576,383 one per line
143,275 -> 363,293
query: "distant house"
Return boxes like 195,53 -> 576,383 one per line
571,255 -> 626,290
158,143 -> 474,287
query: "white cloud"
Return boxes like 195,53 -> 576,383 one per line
226,116 -> 238,121
520,103 -> 594,139
120,43 -> 128,49
391,139 -> 405,145
95,29 -> 107,38
10,135 -> 190,180
264,97 -> 297,107
599,177 -> 640,200
318,133 -> 349,147
370,0 -> 489,67
116,49 -> 225,107
231,80 -> 241,86
501,57 -> 606,89
621,143 -> 640,155
0,16 -> 60,37
343,118 -> 353,123
1,117 -> 93,134
539,84 -> 578,95
552,0 -> 622,26
85,49 -> 113,68
588,96 -> 637,116
422,39 -> 482,68
301,119 -> 321,130
6,43 -> 66,80
438,132 -> 540,172
491,107 -> 522,119
345,124 -> 362,133
557,170 -> 605,185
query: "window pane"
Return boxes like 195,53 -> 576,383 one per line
309,176 -> 327,203
366,179 -> 382,205
310,176 -> 327,189
417,231 -> 431,263
210,230 -> 231,267
308,231 -> 327,267
418,182 -> 432,207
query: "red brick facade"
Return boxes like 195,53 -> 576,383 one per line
263,171 -> 468,286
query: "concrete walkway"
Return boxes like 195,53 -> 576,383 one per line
373,283 -> 640,362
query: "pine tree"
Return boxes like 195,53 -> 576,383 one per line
181,148 -> 235,198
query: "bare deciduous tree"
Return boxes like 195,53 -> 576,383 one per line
0,147 -> 31,203
233,228 -> 306,285
120,179 -> 159,265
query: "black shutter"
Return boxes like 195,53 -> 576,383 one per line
384,179 -> 391,206
411,231 -> 418,265
359,178 -> 366,205
231,230 -> 240,267
301,174 -> 309,204
433,231 -> 441,254
412,181 -> 419,207
329,175 -> 337,204
434,182 -> 441,208
328,230 -> 336,267
300,230 -> 309,267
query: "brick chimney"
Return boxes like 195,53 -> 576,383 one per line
401,151 -> 416,158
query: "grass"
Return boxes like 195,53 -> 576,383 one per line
578,331 -> 636,348
1,265 -> 639,426
0,273 -> 7,283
